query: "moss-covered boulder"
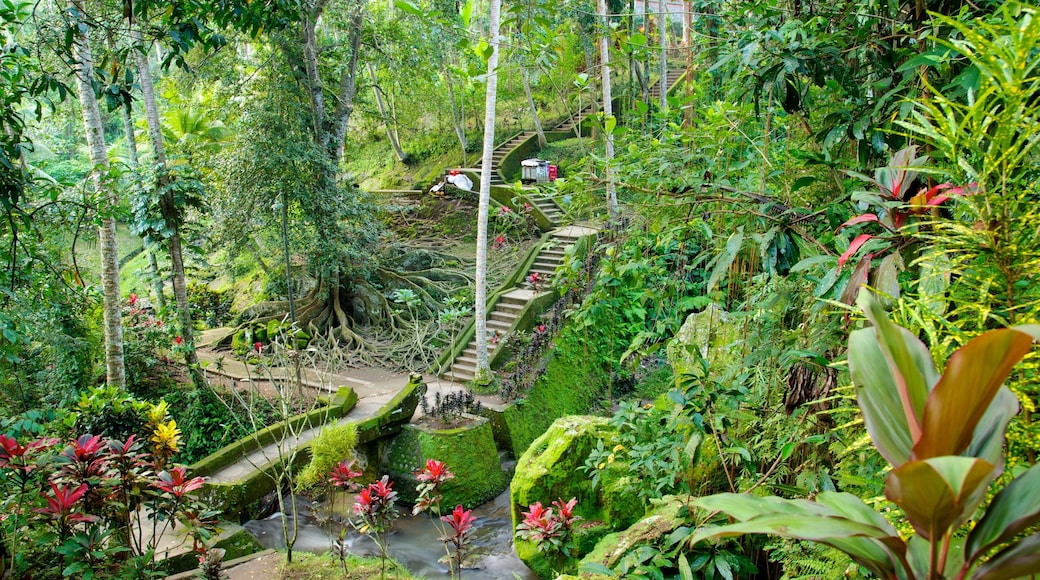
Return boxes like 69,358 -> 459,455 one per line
666,304 -> 742,377
385,416 -> 506,509
579,495 -> 690,572
511,416 -> 646,579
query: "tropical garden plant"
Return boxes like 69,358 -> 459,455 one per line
684,291 -> 1040,580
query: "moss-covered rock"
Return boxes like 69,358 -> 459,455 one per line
511,416 -> 646,579
385,416 -> 506,509
579,495 -> 691,572
231,328 -> 252,355
666,304 -> 742,377
159,522 -> 263,574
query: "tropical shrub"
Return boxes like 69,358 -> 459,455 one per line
298,422 -> 359,489
685,292 -> 1040,580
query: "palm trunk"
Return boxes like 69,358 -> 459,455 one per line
474,0 -> 502,385
659,0 -> 668,114
682,1 -> 692,47
122,101 -> 168,310
444,63 -> 467,164
598,0 -> 619,221
133,28 -> 204,387
521,66 -> 546,148
71,0 -> 125,389
367,62 -> 408,162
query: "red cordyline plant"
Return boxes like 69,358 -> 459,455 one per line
440,505 -> 476,578
413,460 -> 471,578
516,497 -> 581,557
353,475 -> 400,578
835,145 -> 972,307
687,291 -> 1040,580
329,458 -> 363,490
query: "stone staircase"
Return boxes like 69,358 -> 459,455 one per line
649,69 -> 685,102
527,192 -> 564,225
520,229 -> 578,289
443,289 -> 531,383
442,227 -> 594,383
554,103 -> 596,135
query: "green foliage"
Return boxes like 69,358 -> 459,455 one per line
686,292 -> 1040,580
298,422 -> 360,490
165,385 -> 277,465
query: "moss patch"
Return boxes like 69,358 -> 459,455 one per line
579,495 -> 690,572
501,321 -> 616,457
510,416 -> 642,578
386,417 -> 506,509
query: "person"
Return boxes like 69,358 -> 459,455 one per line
445,169 -> 473,191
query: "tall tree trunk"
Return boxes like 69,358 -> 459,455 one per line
121,101 -> 167,310
598,0 -> 619,221
367,62 -> 408,162
71,0 -> 125,389
658,0 -> 668,114
682,1 -> 692,46
132,28 -> 204,387
443,59 -> 468,164
521,66 -> 546,148
474,0 -> 502,385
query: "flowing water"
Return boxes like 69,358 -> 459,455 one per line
243,490 -> 537,579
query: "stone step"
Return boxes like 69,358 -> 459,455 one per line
452,360 -> 477,372
533,261 -> 562,271
527,267 -> 556,277
498,294 -> 528,307
487,319 -> 512,331
540,249 -> 566,258
443,370 -> 474,382
490,311 -> 518,323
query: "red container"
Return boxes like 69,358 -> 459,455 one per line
548,164 -> 558,181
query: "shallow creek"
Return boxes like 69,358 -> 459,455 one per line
243,489 -> 537,579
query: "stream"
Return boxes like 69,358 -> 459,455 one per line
243,489 -> 537,579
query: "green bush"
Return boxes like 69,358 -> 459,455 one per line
298,421 -> 360,489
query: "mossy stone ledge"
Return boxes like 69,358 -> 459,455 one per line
385,415 -> 507,509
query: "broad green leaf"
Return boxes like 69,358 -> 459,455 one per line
815,492 -> 900,536
908,534 -> 965,579
971,532 -> 1040,580
604,115 -> 616,135
707,227 -> 743,293
460,0 -> 472,26
689,513 -> 905,579
885,457 -> 996,541
394,0 -> 424,17
678,553 -> 693,580
694,493 -> 832,522
872,252 -> 904,305
856,292 -> 941,450
911,328 -> 1034,461
965,387 -> 1018,467
848,327 -> 914,466
967,462 -> 1040,563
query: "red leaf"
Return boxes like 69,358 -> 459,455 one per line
836,214 -> 881,233
840,254 -> 873,306
838,234 -> 874,268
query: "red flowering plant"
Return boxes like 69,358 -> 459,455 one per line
352,475 -> 400,578
0,430 -> 217,578
329,458 -> 363,491
516,497 -> 582,557
835,145 -> 972,307
440,505 -> 476,578
413,459 -> 454,515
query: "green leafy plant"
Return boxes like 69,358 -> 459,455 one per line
298,422 -> 359,489
686,291 -> 1040,580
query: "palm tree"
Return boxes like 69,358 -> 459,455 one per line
473,0 -> 502,385
70,0 -> 125,389
598,0 -> 619,221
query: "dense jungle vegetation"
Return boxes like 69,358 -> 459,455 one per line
2,0 -> 1040,577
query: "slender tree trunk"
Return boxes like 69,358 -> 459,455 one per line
367,62 -> 408,162
682,1 -> 692,46
443,59 -> 468,164
659,0 -> 668,114
121,101 -> 167,310
598,0 -> 619,221
521,66 -> 546,148
71,0 -> 125,389
133,28 -> 204,387
474,0 -> 502,385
